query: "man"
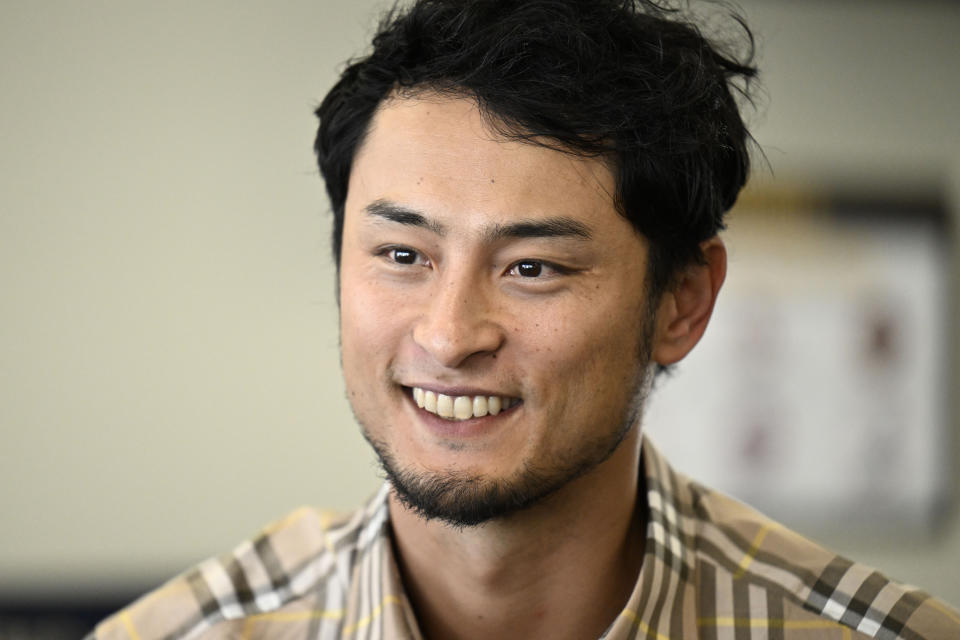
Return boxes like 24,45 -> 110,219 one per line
90,0 -> 959,638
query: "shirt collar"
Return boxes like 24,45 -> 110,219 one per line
358,434 -> 695,639
601,435 -> 698,638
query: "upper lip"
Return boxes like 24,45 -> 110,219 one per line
402,383 -> 518,398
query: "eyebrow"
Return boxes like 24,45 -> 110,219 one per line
363,198 -> 592,241
365,200 -> 447,236
486,218 -> 592,241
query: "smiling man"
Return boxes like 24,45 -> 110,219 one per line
341,96 -> 671,537
89,1 -> 959,639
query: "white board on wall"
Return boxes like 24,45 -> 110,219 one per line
645,199 -> 952,533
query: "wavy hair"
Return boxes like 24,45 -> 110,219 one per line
315,0 -> 757,295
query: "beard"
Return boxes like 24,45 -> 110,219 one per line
356,311 -> 656,528
362,394 -> 646,528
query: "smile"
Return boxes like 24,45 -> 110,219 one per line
410,387 -> 521,421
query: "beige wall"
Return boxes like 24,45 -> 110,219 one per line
1,1 -> 958,603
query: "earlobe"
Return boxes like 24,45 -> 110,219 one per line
650,237 -> 727,366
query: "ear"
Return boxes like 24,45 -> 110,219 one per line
650,237 -> 727,366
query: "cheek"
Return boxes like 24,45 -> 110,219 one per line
340,274 -> 385,364
339,285 -> 404,428
543,295 -> 644,356
524,295 -> 648,395
339,269 -> 418,381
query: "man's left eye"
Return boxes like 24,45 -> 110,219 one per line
508,260 -> 552,278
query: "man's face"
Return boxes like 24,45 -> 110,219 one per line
339,95 -> 657,526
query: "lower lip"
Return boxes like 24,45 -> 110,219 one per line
405,391 -> 520,438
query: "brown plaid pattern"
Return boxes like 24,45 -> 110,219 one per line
89,438 -> 960,639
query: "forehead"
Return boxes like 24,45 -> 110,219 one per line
346,95 -> 624,233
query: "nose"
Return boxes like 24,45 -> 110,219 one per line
412,269 -> 505,368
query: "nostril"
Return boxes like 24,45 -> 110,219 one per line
412,319 -> 504,368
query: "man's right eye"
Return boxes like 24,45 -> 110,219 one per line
384,247 -> 422,265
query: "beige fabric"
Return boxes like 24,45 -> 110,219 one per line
89,437 -> 960,639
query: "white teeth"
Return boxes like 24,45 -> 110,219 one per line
472,395 -> 488,417
423,390 -> 437,413
436,394 -> 454,418
453,395 -> 473,420
411,387 -> 517,421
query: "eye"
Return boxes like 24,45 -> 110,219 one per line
379,245 -> 430,267
513,260 -> 543,277
506,259 -> 567,279
389,247 -> 419,264
505,258 -> 575,282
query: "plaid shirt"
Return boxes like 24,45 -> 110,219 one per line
89,437 -> 959,639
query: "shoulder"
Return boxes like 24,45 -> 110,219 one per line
87,503 -> 373,640
686,479 -> 960,639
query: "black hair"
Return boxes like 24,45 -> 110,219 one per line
315,0 -> 757,296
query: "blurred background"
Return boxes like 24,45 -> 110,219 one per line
1,0 -> 958,636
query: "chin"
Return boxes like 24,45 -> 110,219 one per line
363,419 -> 632,528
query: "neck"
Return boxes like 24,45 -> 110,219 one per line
389,428 -> 646,640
